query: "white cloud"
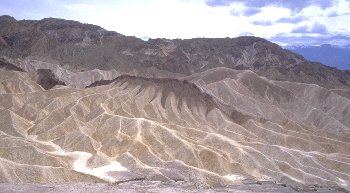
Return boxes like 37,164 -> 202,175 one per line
65,0 -> 297,39
72,0 -> 348,40
67,0 -> 245,39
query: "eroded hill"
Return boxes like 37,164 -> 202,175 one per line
0,15 -> 349,192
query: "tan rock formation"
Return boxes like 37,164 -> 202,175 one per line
0,68 -> 349,191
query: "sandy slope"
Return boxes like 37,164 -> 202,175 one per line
0,67 -> 349,191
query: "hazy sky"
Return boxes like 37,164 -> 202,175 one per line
1,0 -> 350,45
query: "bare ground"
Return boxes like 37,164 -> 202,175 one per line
0,181 -> 346,193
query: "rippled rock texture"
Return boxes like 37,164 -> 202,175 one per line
0,68 -> 349,191
0,15 -> 349,192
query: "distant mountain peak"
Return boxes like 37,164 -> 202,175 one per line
288,44 -> 350,70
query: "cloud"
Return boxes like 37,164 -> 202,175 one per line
269,33 -> 350,46
310,22 -> 328,34
205,0 -> 232,7
276,16 -> 307,24
206,0 -> 335,12
328,11 -> 340,17
251,20 -> 273,26
243,7 -> 262,16
291,25 -> 309,33
230,7 -> 261,16
239,31 -> 254,36
328,11 -> 350,17
291,22 -> 329,35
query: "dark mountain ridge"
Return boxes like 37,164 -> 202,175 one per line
0,15 -> 349,89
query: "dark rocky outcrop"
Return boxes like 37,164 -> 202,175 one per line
0,57 -> 24,71
35,69 -> 66,89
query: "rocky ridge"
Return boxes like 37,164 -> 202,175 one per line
0,15 -> 349,89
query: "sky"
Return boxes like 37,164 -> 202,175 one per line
1,0 -> 350,46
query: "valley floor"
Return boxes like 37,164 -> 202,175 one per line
0,182 -> 345,193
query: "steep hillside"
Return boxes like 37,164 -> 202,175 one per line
1,15 -> 349,89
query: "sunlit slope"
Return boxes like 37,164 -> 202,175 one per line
0,69 -> 349,190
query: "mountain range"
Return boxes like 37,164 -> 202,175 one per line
287,44 -> 350,70
0,15 -> 349,192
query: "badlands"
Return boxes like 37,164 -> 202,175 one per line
0,15 -> 349,192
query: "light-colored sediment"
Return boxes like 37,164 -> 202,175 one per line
0,67 -> 349,191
